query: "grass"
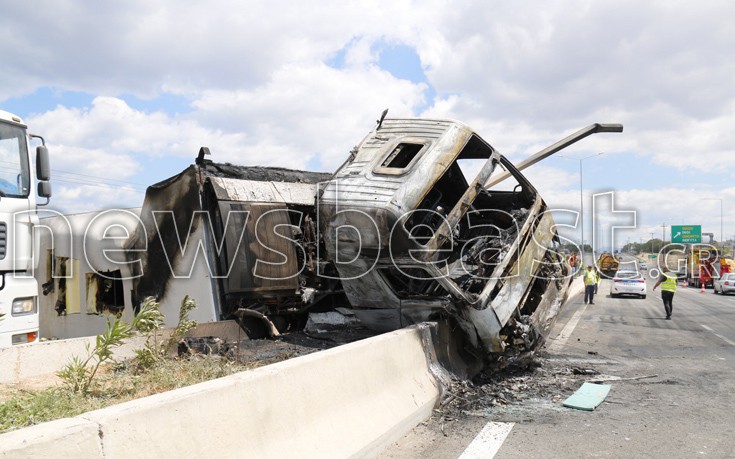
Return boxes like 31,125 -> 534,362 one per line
1,296 -> 321,436
0,355 -> 257,434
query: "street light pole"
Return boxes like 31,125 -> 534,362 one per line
566,152 -> 604,265
720,199 -> 723,252
579,159 -> 583,256
703,198 -> 724,253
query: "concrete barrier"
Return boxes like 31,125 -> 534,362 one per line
0,321 -> 244,384
0,325 -> 443,459
567,276 -> 585,300
0,418 -> 101,459
0,334 -> 151,385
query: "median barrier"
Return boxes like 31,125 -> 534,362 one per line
567,276 -> 585,300
0,324 -> 444,458
0,321 -> 243,384
0,334 -> 151,385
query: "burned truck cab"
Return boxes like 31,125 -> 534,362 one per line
319,118 -> 571,362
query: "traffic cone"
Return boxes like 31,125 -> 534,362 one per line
700,282 -> 705,293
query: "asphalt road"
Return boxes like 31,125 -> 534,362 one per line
381,271 -> 735,458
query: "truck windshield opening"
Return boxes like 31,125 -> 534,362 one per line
0,122 -> 31,197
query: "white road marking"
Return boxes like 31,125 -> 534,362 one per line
458,421 -> 514,459
701,324 -> 735,346
546,302 -> 589,352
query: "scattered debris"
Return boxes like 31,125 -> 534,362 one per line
572,368 -> 600,375
435,355 -> 578,419
304,311 -> 363,334
428,350 -> 646,423
233,309 -> 281,339
563,382 -> 612,411
178,337 -> 237,358
589,374 -> 658,383
178,326 -> 382,367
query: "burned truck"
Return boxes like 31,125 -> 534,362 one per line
127,116 -> 621,370
318,118 -> 572,368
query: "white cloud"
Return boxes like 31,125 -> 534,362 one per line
50,183 -> 144,215
190,62 -> 426,170
28,98 -> 225,159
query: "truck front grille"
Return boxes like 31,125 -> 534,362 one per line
0,222 -> 7,259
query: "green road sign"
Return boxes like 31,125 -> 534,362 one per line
671,225 -> 701,244
648,254 -> 656,259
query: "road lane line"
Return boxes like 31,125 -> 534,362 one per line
547,302 -> 589,352
701,324 -> 735,346
458,421 -> 514,459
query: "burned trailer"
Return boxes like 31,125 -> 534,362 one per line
126,160 -> 339,335
318,117 -> 616,368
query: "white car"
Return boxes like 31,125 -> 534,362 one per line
610,270 -> 647,299
713,273 -> 735,295
639,261 -> 648,270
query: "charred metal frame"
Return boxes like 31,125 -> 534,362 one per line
318,118 -> 621,364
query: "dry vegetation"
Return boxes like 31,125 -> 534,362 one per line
0,296 -> 307,434
0,307 -> 363,434
0,355 -> 257,433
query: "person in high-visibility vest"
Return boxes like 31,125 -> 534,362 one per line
584,265 -> 597,304
653,270 -> 677,319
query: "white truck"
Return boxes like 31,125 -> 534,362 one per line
0,109 -> 51,347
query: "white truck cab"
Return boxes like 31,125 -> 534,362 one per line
0,109 -> 51,347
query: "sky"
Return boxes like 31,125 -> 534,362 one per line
2,0 -> 734,251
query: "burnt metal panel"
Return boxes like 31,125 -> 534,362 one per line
127,166 -> 201,305
210,176 -> 317,206
320,176 -> 402,208
362,119 -> 452,149
201,161 -> 332,184
219,201 -> 299,294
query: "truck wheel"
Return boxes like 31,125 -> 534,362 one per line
641,295 -> 646,299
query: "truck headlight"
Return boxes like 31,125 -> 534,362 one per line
11,297 -> 36,315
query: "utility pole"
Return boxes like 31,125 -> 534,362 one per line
719,199 -> 723,253
703,198 -> 724,253
558,152 -> 605,265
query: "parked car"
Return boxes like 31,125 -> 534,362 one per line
713,273 -> 735,295
638,260 -> 648,270
610,270 -> 646,299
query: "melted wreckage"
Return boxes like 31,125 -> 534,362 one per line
127,114 -> 622,372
